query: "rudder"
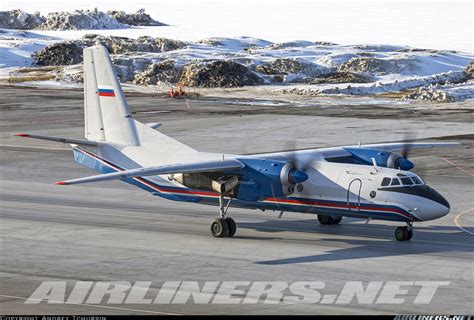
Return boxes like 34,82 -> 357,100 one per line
83,45 -> 139,146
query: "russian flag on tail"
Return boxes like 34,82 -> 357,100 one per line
98,87 -> 115,97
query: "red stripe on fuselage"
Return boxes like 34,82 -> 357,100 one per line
73,147 -> 414,220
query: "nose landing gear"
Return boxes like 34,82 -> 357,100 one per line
210,195 -> 237,238
395,222 -> 413,241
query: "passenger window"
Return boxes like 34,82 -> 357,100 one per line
391,178 -> 400,186
381,177 -> 391,186
400,177 -> 414,186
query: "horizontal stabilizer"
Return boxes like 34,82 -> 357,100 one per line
56,158 -> 244,185
14,133 -> 98,146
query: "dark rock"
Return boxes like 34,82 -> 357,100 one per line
301,72 -> 374,84
107,8 -> 166,26
314,41 -> 337,46
338,57 -> 417,75
133,60 -> 178,85
463,61 -> 474,80
33,41 -> 84,66
266,41 -> 314,50
180,61 -> 264,87
197,38 -> 224,46
36,9 -> 125,30
255,65 -> 280,75
397,48 -> 439,54
32,35 -> 187,66
0,9 -> 45,29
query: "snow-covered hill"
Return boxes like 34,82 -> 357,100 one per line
0,28 -> 472,102
0,9 -> 165,30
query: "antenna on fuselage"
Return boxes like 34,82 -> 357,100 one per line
371,157 -> 379,172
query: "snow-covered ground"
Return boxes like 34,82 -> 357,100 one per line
2,0 -> 472,52
0,1 -> 472,103
1,28 -> 473,102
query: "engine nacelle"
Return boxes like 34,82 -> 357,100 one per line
211,176 -> 239,194
169,159 -> 309,202
344,147 -> 414,170
169,173 -> 239,195
235,159 -> 308,201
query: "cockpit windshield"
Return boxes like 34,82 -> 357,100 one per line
380,175 -> 424,187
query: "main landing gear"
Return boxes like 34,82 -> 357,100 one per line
210,195 -> 237,238
395,222 -> 413,241
317,214 -> 342,225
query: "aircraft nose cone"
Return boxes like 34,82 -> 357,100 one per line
289,170 -> 309,184
421,202 -> 450,221
399,159 -> 415,171
417,187 -> 450,221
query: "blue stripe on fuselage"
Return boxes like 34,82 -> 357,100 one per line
72,146 -> 416,222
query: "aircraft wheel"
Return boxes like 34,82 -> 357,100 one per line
210,218 -> 228,238
318,214 -> 335,225
225,217 -> 237,237
395,226 -> 411,241
333,217 -> 342,224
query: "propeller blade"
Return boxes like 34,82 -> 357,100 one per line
285,140 -> 313,172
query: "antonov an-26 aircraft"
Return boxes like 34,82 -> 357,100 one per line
16,45 -> 458,241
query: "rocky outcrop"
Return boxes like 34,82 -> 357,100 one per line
338,57 -> 417,75
463,61 -> 474,80
36,9 -> 126,30
33,41 -> 84,66
255,58 -> 328,82
270,58 -> 312,74
0,10 -> 45,29
0,8 -> 166,30
402,86 -> 455,102
32,35 -> 187,66
180,61 -> 263,87
133,60 -> 178,85
107,9 -> 166,26
81,34 -> 187,54
266,41 -> 314,50
302,72 -> 374,84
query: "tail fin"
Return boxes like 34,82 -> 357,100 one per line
83,45 -> 139,146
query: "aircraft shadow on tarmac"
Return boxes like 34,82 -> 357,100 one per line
235,218 -> 474,265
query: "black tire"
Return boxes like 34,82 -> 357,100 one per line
318,214 -> 335,225
210,218 -> 228,238
395,226 -> 409,241
225,217 -> 237,237
333,217 -> 342,224
406,229 -> 413,241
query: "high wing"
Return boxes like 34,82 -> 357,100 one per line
249,141 -> 461,162
56,159 -> 244,185
14,133 -> 99,147
355,142 -> 461,152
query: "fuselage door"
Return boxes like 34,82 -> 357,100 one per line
347,178 -> 362,211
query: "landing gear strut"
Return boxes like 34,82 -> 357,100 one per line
210,195 -> 237,238
317,214 -> 342,225
395,222 -> 413,241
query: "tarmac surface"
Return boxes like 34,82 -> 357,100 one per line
0,85 -> 473,314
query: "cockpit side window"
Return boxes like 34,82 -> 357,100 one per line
391,178 -> 401,186
400,177 -> 414,186
411,176 -> 423,185
381,177 -> 391,186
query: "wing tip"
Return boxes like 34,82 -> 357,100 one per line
14,133 -> 30,137
55,181 -> 68,185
